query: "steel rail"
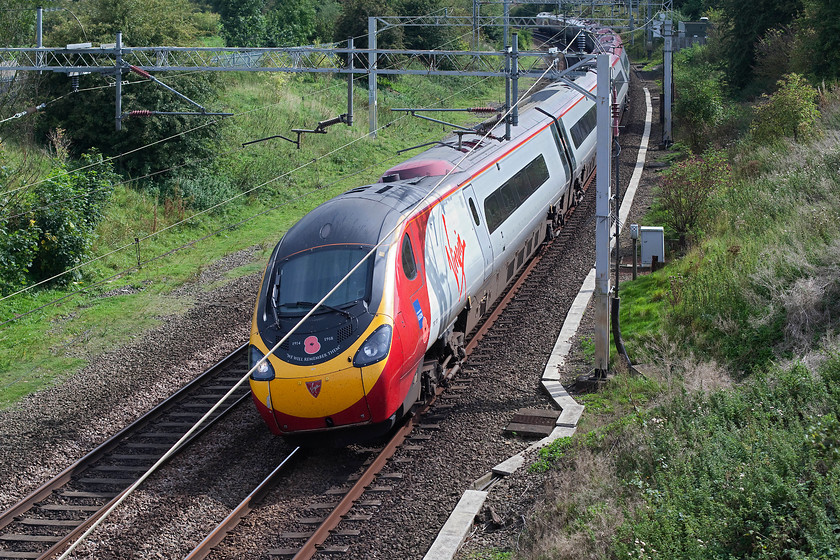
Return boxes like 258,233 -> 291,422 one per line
183,447 -> 302,560
289,173 -> 596,559
0,344 -> 250,560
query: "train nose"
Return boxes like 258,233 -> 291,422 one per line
268,364 -> 374,432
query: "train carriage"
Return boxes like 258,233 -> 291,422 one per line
248,17 -> 629,445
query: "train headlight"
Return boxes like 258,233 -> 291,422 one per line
353,325 -> 393,368
249,345 -> 275,381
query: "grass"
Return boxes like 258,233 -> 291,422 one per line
0,71 -> 509,408
511,81 -> 840,560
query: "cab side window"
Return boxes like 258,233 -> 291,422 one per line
401,233 -> 417,280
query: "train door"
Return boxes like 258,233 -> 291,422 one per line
461,184 -> 493,281
396,224 -> 429,363
549,120 -> 574,213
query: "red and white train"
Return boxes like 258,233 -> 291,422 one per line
248,15 -> 630,444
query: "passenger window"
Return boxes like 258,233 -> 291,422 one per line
468,198 -> 481,226
401,233 -> 417,280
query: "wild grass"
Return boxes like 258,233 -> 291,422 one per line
0,71 -> 508,407
514,83 -> 840,560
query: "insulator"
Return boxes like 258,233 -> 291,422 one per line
468,107 -> 496,113
129,110 -> 154,117
130,65 -> 152,79
71,75 -> 79,92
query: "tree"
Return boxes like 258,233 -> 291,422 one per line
34,71 -> 222,181
399,0 -> 457,51
750,73 -> 819,143
264,0 -> 316,47
752,26 -> 798,92
47,0 -> 204,47
718,0 -> 801,93
0,150 -> 119,292
0,0 -> 36,47
673,45 -> 727,151
673,0 -> 723,20
795,0 -> 840,82
333,0 -> 402,50
216,0 -> 267,47
27,152 -> 118,282
656,150 -> 732,249
313,0 -> 342,44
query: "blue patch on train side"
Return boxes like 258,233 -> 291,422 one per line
413,299 -> 424,328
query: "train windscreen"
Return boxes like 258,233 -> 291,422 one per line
274,247 -> 373,313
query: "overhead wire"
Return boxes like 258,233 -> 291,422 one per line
1,10 -> 517,333
1,10 -> 487,205
55,52 -> 559,560
0,25 -> 493,305
0,38 -> 498,316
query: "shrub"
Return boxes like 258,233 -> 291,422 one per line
0,151 -> 120,294
654,150 -> 732,249
750,73 -> 819,143
28,152 -> 119,283
160,168 -> 238,212
673,45 -> 728,151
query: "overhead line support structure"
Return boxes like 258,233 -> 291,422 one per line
0,35 -> 575,132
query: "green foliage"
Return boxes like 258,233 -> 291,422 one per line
158,166 -> 237,212
750,73 -> 820,143
673,0 -> 721,20
313,0 -> 342,44
654,150 -> 732,249
532,436 -> 574,472
0,218 -> 40,295
717,0 -> 802,93
214,0 -> 315,47
673,45 -> 727,150
796,0 -> 840,82
0,151 -> 118,293
35,72 -> 222,183
46,0 -> 206,46
0,0 -> 37,47
28,152 -> 119,284
752,26 -> 798,92
400,0 -> 461,52
215,0 -> 266,46
333,0 -> 402,48
612,356 -> 840,560
264,0 -> 316,47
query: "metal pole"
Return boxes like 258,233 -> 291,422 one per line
511,33 -> 519,128
663,19 -> 673,146
347,37 -> 354,126
632,237 -> 637,280
503,0 -> 510,52
36,7 -> 43,72
614,138 -> 620,293
504,44 -> 511,140
472,0 -> 479,49
594,53 -> 612,378
368,17 -> 377,137
115,32 -> 122,131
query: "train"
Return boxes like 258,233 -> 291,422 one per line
248,15 -> 630,445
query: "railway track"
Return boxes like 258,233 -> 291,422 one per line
0,346 -> 253,560
0,171 -> 598,560
184,177 -> 597,560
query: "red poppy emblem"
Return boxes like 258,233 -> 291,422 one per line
304,335 -> 321,355
306,380 -> 322,398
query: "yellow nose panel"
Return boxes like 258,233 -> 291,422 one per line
270,364 -> 366,418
